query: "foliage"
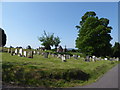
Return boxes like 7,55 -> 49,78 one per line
75,11 -> 112,57
53,36 -> 61,50
0,28 -> 7,47
26,45 -> 31,49
38,31 -> 60,50
112,42 -> 120,58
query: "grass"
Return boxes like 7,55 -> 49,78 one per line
2,52 -> 119,87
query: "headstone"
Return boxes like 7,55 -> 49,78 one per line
85,56 -> 90,62
73,55 -> 78,59
66,55 -> 70,59
27,51 -> 33,58
57,54 -> 61,58
104,58 -> 108,60
92,56 -> 96,62
44,52 -> 49,58
61,55 -> 66,62
23,51 -> 27,57
37,51 -> 40,55
15,49 -> 18,55
10,49 -> 13,56
116,57 -> 119,61
33,50 -> 36,55
8,48 -> 10,53
19,48 -> 23,56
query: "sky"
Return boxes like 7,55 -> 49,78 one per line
1,2 -> 118,49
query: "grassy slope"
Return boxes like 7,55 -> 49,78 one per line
2,52 -> 118,87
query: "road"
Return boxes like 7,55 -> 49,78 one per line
73,64 -> 119,88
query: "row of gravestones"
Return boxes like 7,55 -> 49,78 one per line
84,55 -> 119,62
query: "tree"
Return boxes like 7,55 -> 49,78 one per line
38,31 -> 60,50
26,45 -> 31,49
53,36 -> 61,50
75,11 -> 112,57
112,42 -> 120,58
0,28 -> 7,47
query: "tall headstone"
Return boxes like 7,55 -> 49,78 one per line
23,51 -> 27,57
15,49 -> 18,55
61,55 -> 66,62
19,48 -> 23,56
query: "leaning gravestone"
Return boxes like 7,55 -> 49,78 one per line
44,52 -> 49,58
27,51 -> 33,58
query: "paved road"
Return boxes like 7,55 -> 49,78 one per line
73,64 -> 119,88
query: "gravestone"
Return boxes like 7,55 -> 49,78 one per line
44,52 -> 49,58
19,48 -> 23,56
33,50 -> 36,55
15,49 -> 18,55
37,51 -> 40,55
92,56 -> 96,62
73,55 -> 78,59
85,56 -> 90,62
10,49 -> 13,56
66,55 -> 70,59
8,48 -> 10,53
57,54 -> 61,58
116,57 -> 119,61
104,58 -> 108,60
61,55 -> 66,62
27,51 -> 33,58
23,51 -> 27,57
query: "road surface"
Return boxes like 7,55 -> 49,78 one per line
73,64 -> 119,88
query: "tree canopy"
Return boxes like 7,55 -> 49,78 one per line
112,42 -> 120,58
38,31 -> 61,50
0,28 -> 7,47
75,11 -> 112,57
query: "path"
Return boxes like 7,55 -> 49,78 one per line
73,64 -> 119,88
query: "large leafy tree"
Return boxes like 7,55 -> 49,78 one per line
0,28 -> 7,47
112,42 -> 120,58
38,31 -> 60,50
76,11 -> 112,57
53,36 -> 61,50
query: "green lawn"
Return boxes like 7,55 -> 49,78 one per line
2,52 -> 118,87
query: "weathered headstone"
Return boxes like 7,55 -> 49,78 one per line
27,51 -> 33,58
66,55 -> 70,59
37,51 -> 40,55
73,55 -> 78,59
85,56 -> 90,62
44,52 -> 49,58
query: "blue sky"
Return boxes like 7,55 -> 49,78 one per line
1,2 -> 118,49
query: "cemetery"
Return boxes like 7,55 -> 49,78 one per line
1,47 -> 119,87
0,10 -> 120,88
